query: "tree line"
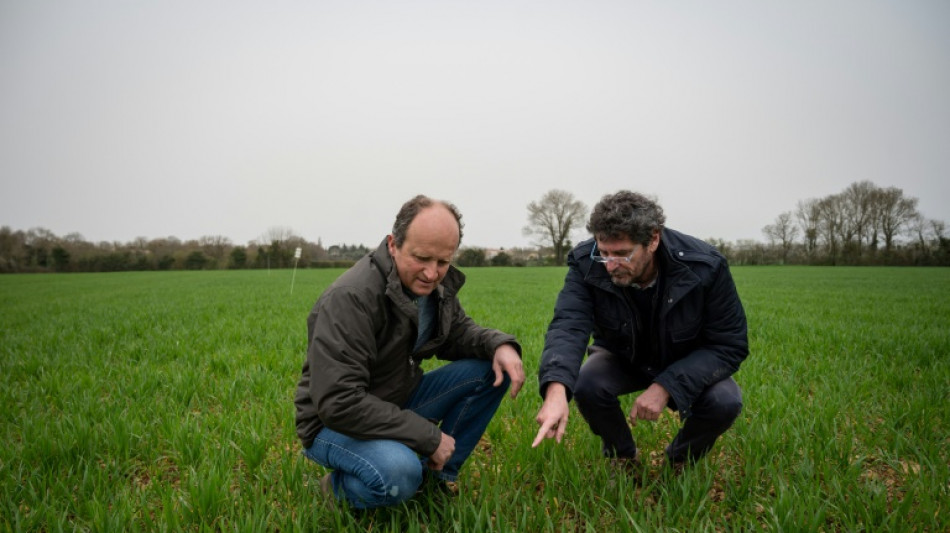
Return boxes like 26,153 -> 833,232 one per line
516,182 -> 948,267
2,181 -> 946,273
753,180 -> 947,266
0,226 -> 373,273
0,221 -> 543,273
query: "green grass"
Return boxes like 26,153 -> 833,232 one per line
1,267 -> 948,531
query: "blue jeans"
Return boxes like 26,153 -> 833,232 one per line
574,347 -> 742,463
303,359 -> 509,509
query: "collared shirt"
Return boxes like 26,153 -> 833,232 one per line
413,293 -> 437,352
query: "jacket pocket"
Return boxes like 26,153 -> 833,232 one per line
670,321 -> 700,343
593,310 -> 628,337
592,310 -> 633,358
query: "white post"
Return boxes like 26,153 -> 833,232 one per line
291,247 -> 302,294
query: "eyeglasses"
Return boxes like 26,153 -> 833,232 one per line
590,243 -> 636,264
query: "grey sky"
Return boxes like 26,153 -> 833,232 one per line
2,1 -> 948,249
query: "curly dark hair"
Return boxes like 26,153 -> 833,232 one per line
586,190 -> 666,245
391,195 -> 464,248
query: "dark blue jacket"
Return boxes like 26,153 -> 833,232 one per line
538,228 -> 748,418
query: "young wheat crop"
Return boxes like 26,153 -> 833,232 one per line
1,267 -> 947,531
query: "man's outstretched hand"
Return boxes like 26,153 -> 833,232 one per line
532,382 -> 569,447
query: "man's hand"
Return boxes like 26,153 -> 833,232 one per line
629,382 -> 670,425
427,432 -> 456,471
532,382 -> 569,447
492,344 -> 525,399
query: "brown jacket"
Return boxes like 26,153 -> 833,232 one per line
294,239 -> 521,456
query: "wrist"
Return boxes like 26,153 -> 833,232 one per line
544,382 -> 568,401
648,382 -> 670,401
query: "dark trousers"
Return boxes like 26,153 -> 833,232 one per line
574,347 -> 742,463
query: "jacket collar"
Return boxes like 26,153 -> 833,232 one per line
575,238 -> 619,295
655,236 -> 699,309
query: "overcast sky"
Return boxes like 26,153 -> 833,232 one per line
2,1 -> 948,249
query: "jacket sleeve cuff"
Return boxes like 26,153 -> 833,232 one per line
492,338 -> 522,358
654,374 -> 692,419
416,421 -> 443,457
539,378 -> 574,402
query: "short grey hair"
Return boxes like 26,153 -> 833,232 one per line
587,190 -> 666,245
391,195 -> 464,248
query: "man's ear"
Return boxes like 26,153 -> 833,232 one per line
386,234 -> 396,255
649,230 -> 661,253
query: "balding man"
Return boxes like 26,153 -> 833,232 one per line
294,195 -> 525,510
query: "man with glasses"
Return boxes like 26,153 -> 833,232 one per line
532,190 -> 748,478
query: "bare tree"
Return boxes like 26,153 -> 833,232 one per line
874,187 -> 919,254
795,198 -> 821,259
816,195 -> 845,264
255,226 -> 301,268
523,190 -> 587,265
199,235 -> 233,267
906,213 -> 943,264
261,226 -> 295,246
931,219 -> 946,243
762,211 -> 799,264
841,180 -> 877,258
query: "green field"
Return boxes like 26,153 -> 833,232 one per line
2,267 -> 948,531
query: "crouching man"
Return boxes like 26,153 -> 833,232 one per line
533,190 -> 747,477
295,195 -> 524,509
